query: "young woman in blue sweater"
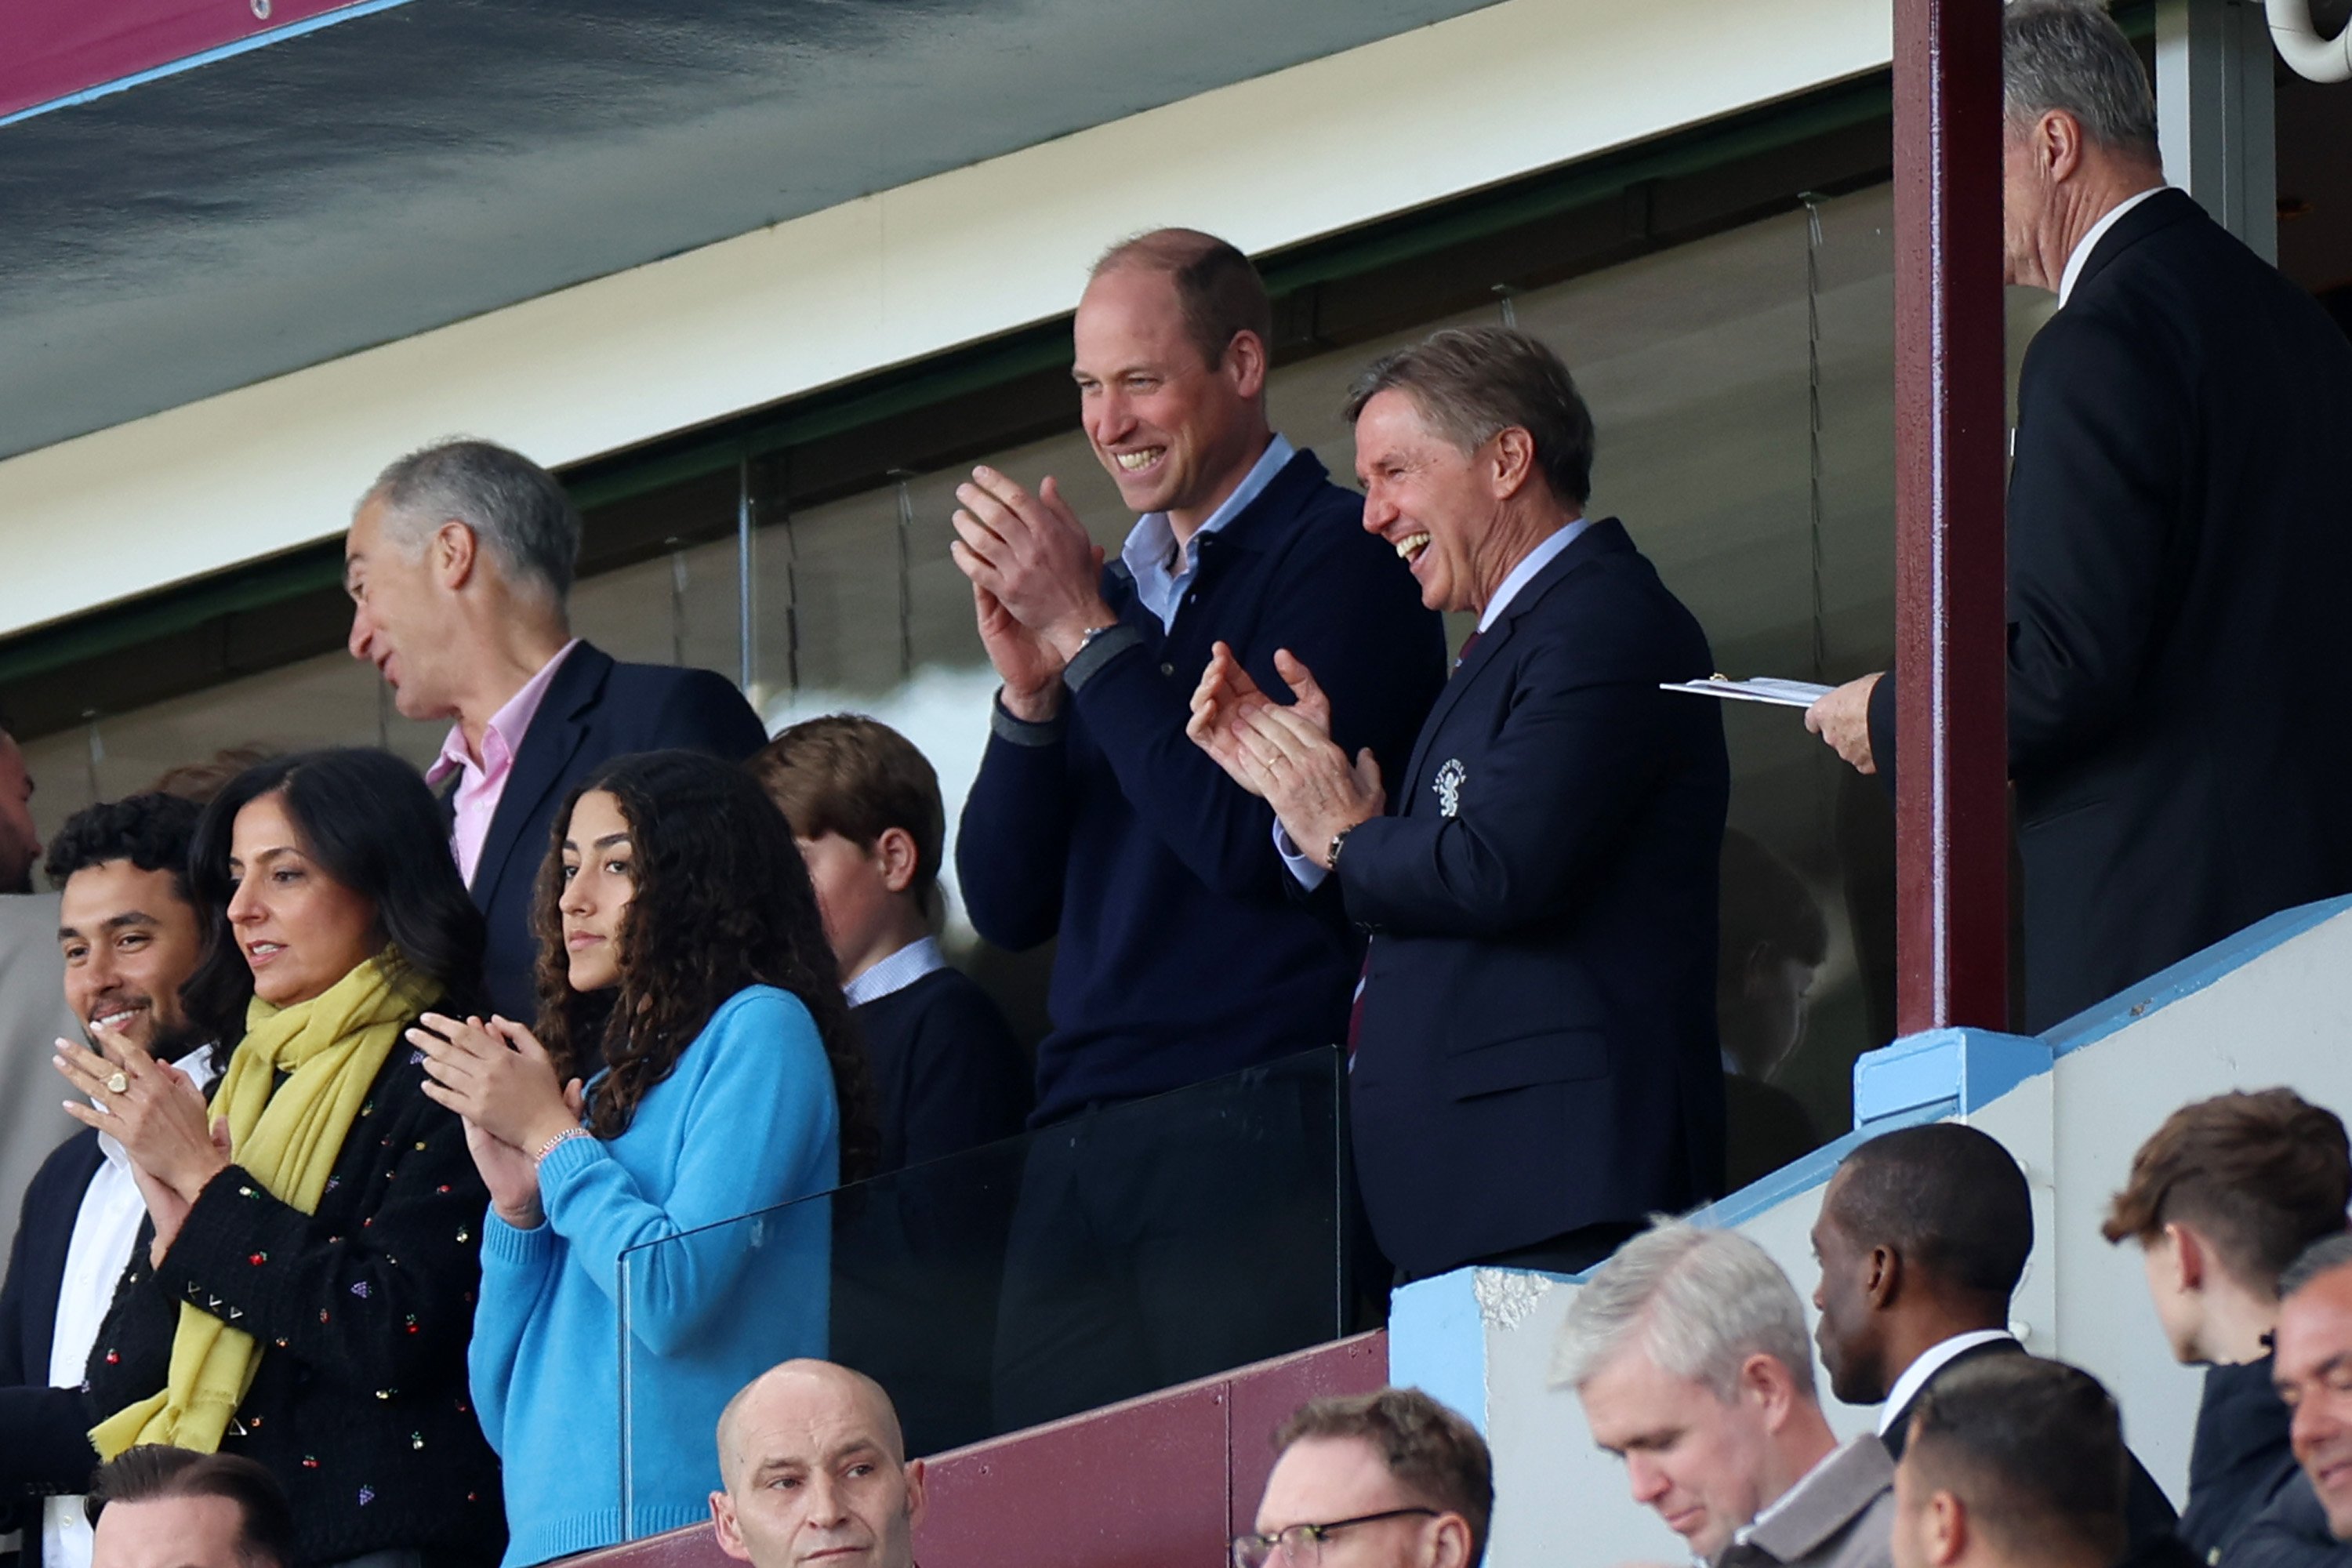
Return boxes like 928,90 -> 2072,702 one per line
411,750 -> 876,1567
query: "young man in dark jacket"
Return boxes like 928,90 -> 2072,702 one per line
2105,1092 -> 2352,1568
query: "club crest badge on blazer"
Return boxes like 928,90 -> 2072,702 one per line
1433,758 -> 1467,818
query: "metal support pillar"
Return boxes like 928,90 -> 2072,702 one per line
1892,0 -> 2010,1035
2158,0 -> 2279,260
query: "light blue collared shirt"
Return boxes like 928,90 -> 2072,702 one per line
1276,515 -> 1594,890
1119,434 -> 1297,632
843,935 -> 949,1007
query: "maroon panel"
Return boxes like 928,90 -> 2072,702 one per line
1225,1334 -> 1391,1537
567,1526 -> 731,1568
3,0 -> 371,119
1891,0 -> 2011,1034
915,1382 -> 1233,1568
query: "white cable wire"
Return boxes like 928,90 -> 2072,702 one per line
2267,0 -> 2352,84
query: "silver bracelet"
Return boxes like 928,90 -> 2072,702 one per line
532,1126 -> 590,1166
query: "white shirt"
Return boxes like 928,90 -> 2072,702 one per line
1875,1329 -> 2016,1436
1119,436 -> 1296,632
2058,187 -> 2165,308
842,935 -> 948,1008
1277,516 -> 1595,889
44,1047 -> 219,1568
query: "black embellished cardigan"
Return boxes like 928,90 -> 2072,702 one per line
85,1031 -> 506,1568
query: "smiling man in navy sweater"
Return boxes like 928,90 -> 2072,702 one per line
950,228 -> 1445,1428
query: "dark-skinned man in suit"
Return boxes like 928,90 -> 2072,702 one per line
1805,0 -> 2352,1033
343,439 -> 768,1019
1809,1122 -> 2194,1568
1189,324 -> 1730,1282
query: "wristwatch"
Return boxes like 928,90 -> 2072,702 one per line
1075,622 -> 1122,654
1325,824 -> 1358,872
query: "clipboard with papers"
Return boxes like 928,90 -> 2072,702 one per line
1658,674 -> 1835,709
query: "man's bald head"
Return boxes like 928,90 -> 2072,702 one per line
717,1359 -> 906,1480
710,1360 -> 924,1568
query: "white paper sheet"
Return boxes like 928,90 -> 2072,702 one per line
1658,675 -> 1835,709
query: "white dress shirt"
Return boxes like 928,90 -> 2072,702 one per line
2057,187 -> 2165,307
1875,1328 -> 2016,1436
842,935 -> 948,1007
1277,515 -> 1595,890
43,1047 -> 219,1568
1120,436 -> 1297,633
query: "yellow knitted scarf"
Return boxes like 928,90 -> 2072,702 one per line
92,951 -> 433,1457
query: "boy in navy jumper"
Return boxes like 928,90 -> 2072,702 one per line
949,229 -> 1446,1426
750,716 -> 1029,1174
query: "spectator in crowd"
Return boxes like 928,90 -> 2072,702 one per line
2246,1234 -> 2352,1563
750,716 -> 1029,1172
1190,325 -> 1730,1279
343,438 -> 767,1018
2103,1091 -> 2351,1564
0,718 -> 85,1269
416,750 -> 870,1568
1718,830 -> 1828,1189
1555,1221 -> 1893,1568
752,717 -> 1026,1455
949,228 -> 1444,1425
1890,1357 -> 2129,1568
1,794 -> 217,1568
1238,1388 -> 1490,1568
708,1359 -> 924,1568
1803,0 -> 2352,1031
1809,1123 -> 2188,1567
64,750 -> 503,1567
85,1447 -> 293,1568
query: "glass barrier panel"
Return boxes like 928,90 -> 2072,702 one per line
616,1045 -> 1346,1534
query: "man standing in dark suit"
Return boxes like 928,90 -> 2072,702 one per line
1809,1123 -> 2191,1568
343,439 -> 768,1018
1806,0 -> 2352,1032
1,793 -> 216,1568
1191,325 -> 1730,1281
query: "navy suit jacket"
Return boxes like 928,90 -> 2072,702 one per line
1867,191 -> 2352,1030
0,1130 -> 108,1564
468,641 -> 768,1018
1341,520 -> 1730,1279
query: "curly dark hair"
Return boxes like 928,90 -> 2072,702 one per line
45,792 -> 204,899
181,750 -> 487,1049
528,750 -> 877,1177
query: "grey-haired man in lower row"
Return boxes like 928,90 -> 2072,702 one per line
1557,1220 -> 1894,1568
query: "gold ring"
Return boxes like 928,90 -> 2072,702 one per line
104,1072 -> 129,1095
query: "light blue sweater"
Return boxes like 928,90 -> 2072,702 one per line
469,985 -> 840,1568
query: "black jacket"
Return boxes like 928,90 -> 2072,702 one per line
466,642 -> 767,1018
1882,1338 -> 2194,1568
2229,1473 -> 2352,1568
2183,1357 -> 2306,1563
853,966 -> 1030,1175
1868,191 -> 2352,1030
0,1131 -> 108,1568
83,1037 -> 503,1568
1342,521 -> 1730,1278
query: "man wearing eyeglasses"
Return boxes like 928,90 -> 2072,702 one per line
1236,1388 -> 1490,1568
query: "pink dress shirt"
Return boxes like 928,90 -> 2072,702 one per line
426,640 -> 582,887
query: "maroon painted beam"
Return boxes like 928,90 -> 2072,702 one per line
3,0 -> 377,121
1891,0 -> 2010,1034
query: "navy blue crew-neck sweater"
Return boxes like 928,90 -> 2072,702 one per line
957,448 -> 1446,1124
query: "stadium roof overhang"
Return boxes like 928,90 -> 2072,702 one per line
0,0 -> 1504,465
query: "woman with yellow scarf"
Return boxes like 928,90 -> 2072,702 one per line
57,750 -> 505,1568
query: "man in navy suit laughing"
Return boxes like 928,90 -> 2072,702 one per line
1190,325 -> 1729,1282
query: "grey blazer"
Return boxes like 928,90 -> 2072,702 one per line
1718,1434 -> 1896,1568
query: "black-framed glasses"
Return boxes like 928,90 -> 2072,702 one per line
1230,1507 -> 1439,1567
